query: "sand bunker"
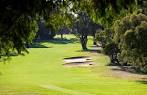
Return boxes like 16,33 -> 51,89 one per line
63,56 -> 94,67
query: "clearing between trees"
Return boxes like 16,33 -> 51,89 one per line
0,35 -> 147,95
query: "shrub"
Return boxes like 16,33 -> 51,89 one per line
113,13 -> 147,73
95,28 -> 112,47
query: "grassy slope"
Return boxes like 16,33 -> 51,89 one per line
0,35 -> 147,95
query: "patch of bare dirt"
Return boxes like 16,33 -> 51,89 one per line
107,66 -> 147,80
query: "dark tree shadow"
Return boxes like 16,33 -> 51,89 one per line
109,66 -> 147,75
80,45 -> 103,53
35,38 -> 79,44
27,43 -> 51,48
136,80 -> 147,84
87,49 -> 102,53
76,49 -> 102,53
110,66 -> 137,73
8,52 -> 18,56
0,72 -> 2,76
49,38 -> 79,44
64,56 -> 89,59
0,52 -> 18,57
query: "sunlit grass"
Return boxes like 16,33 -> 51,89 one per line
0,35 -> 147,95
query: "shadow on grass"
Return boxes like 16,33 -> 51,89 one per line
0,72 -> 2,76
110,66 -> 147,77
136,80 -> 147,84
8,52 -> 18,56
28,38 -> 79,48
110,66 -> 139,74
27,43 -> 50,48
49,38 -> 79,44
35,38 -> 79,45
76,49 -> 102,53
64,56 -> 89,59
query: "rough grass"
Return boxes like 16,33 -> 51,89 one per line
0,35 -> 147,95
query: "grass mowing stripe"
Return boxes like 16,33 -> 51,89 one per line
40,84 -> 95,95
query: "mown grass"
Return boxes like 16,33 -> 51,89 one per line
0,35 -> 147,95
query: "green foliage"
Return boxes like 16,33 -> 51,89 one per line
113,13 -> 147,73
0,0 -> 64,58
46,10 -> 73,32
96,28 -> 120,65
36,20 -> 56,41
103,42 -> 118,55
72,12 -> 91,50
0,15 -> 38,57
138,0 -> 147,15
96,28 -> 112,47
92,0 -> 139,27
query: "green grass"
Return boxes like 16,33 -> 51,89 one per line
0,35 -> 147,95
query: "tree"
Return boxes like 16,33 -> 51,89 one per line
35,18 -> 56,41
96,28 -> 112,47
113,13 -> 147,73
46,9 -> 73,40
72,12 -> 91,50
138,0 -> 147,15
91,0 -> 138,27
92,0 -> 140,65
0,0 -> 64,58
89,22 -> 103,45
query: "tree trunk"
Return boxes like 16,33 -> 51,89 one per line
61,33 -> 63,40
80,35 -> 88,50
26,42 -> 30,48
111,53 -> 120,65
93,34 -> 97,45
